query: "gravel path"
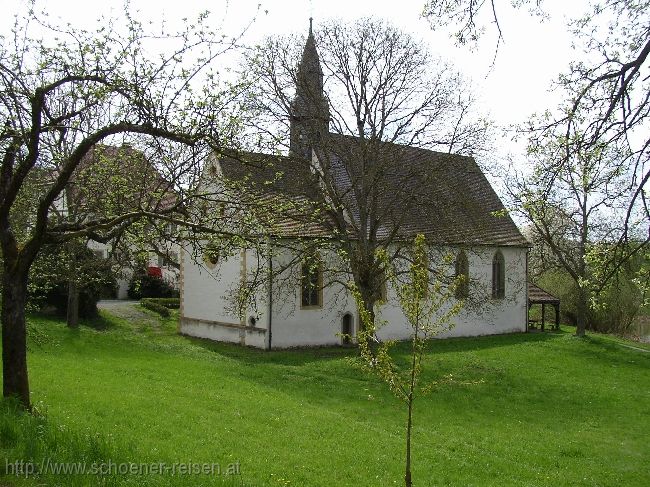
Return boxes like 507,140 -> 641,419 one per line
97,300 -> 161,329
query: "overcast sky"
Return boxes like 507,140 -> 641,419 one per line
2,0 -> 594,167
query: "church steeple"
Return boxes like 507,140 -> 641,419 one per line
290,18 -> 330,159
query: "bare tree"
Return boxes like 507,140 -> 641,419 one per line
247,18 -> 490,156
237,18 -> 519,336
424,0 -> 650,237
0,7 -> 256,409
422,0 -> 545,48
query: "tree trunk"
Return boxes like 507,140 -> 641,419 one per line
357,285 -> 378,355
575,286 -> 588,337
360,290 -> 376,332
66,279 -> 79,328
66,241 -> 80,328
1,269 -> 31,409
405,395 -> 413,487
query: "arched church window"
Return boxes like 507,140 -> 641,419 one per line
492,250 -> 505,299
455,251 -> 469,299
301,255 -> 323,308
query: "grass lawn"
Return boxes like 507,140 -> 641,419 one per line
1,307 -> 649,486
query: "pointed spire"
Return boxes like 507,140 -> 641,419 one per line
289,18 -> 330,159
299,18 -> 322,85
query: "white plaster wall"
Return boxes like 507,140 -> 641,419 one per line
268,249 -> 357,348
180,248 -> 242,325
180,243 -> 528,349
182,319 -> 243,343
116,272 -> 131,300
376,246 -> 527,340
86,240 -> 130,299
180,247 -> 271,347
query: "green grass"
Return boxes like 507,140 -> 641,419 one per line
1,309 -> 649,486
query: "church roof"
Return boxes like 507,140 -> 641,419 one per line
216,151 -> 332,238
290,18 -> 329,130
216,137 -> 529,247
299,18 -> 323,80
326,134 -> 528,246
217,19 -> 527,247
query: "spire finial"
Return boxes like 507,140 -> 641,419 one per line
309,17 -> 313,35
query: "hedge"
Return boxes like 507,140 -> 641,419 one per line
141,298 -> 180,309
140,299 -> 170,317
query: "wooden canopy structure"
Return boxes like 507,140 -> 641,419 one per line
528,282 -> 560,331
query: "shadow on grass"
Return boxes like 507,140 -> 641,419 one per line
180,329 -> 565,368
423,329 -> 565,355
30,311 -> 113,331
182,334 -> 358,367
179,327 -> 633,436
560,334 -> 650,370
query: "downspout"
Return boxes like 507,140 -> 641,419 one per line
267,246 -> 273,351
525,248 -> 529,333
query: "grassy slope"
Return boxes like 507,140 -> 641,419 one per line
1,309 -> 649,486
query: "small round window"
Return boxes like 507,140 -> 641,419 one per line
203,244 -> 220,269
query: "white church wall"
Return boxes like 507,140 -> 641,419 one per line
180,248 -> 242,326
179,247 -> 270,347
267,248 -> 357,348
376,246 -> 527,340
179,243 -> 528,349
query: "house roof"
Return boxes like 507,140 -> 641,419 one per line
218,151 -> 317,199
70,144 -> 178,214
216,137 -> 529,247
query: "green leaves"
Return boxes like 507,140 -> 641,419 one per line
354,234 -> 463,402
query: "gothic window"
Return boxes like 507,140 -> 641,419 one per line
341,313 -> 353,345
492,250 -> 505,299
455,251 -> 469,299
301,256 -> 322,308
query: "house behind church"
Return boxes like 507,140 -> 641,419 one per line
56,144 -> 181,298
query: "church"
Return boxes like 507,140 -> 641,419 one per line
178,21 -> 530,349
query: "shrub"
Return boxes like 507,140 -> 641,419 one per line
537,267 -> 645,334
27,243 -> 117,319
41,282 -> 103,319
127,270 -> 176,299
140,299 -> 171,317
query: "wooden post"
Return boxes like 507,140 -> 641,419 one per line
541,303 -> 546,332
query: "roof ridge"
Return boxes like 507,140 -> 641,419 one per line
326,132 -> 474,160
